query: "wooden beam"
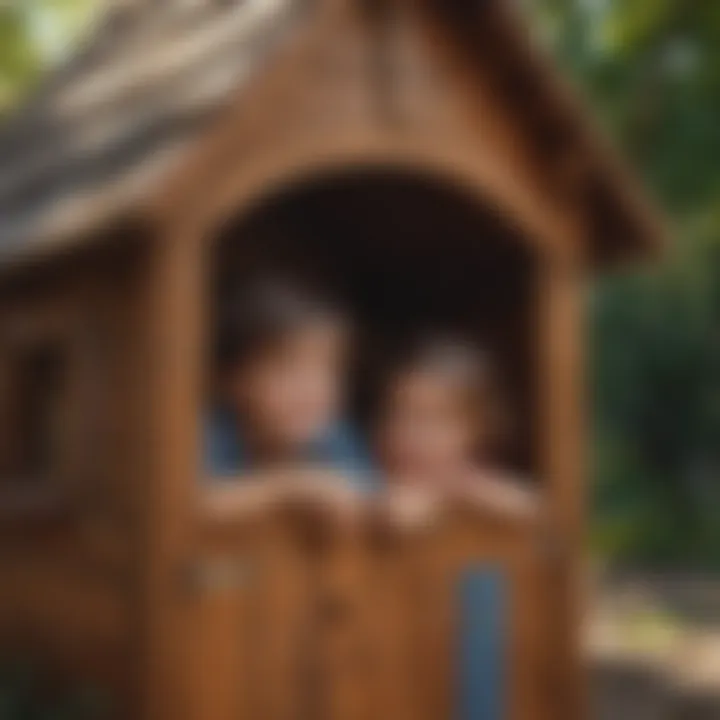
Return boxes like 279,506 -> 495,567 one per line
536,251 -> 588,720
139,228 -> 205,720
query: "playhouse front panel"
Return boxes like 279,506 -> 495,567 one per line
189,505 -> 549,720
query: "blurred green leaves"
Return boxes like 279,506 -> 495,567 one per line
0,0 -> 99,110
531,1 -> 720,569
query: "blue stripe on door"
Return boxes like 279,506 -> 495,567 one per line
457,566 -> 506,720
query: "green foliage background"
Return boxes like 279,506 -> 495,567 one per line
532,0 -> 720,569
0,0 -> 98,109
1,0 -> 718,569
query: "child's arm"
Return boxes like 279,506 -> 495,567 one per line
457,470 -> 542,520
201,472 -> 287,520
201,467 -> 365,523
375,481 -> 446,532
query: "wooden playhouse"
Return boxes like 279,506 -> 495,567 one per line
0,0 -> 661,718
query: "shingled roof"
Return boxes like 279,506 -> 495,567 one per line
0,0 -> 298,263
0,0 -> 662,267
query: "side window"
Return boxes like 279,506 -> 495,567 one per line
4,340 -> 70,485
0,310 -> 88,508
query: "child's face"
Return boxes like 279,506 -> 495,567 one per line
228,322 -> 346,454
377,370 -> 477,478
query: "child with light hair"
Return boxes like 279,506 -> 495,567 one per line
371,335 -> 538,524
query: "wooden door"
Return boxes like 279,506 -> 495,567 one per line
190,509 -> 315,720
394,510 -> 551,720
188,502 -> 549,720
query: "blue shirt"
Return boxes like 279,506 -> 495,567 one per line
204,407 -> 376,491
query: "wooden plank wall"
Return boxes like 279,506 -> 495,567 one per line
0,246 -> 150,713
190,502 -> 550,720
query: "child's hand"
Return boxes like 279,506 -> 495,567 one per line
379,484 -> 445,533
458,473 -> 541,521
201,478 -> 285,520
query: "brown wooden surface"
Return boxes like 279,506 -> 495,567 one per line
403,509 -> 548,720
186,497 -> 549,720
139,229 -> 205,720
537,253 -> 588,720
0,248 -> 147,712
191,508 -> 314,720
0,288 -> 99,501
365,532 -> 420,720
149,0 -> 580,262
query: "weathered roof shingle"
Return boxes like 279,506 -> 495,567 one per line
0,0 -> 297,262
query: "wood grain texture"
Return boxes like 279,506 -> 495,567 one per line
0,248 -> 146,714
537,253 -> 588,720
138,228 -> 205,720
150,0 -> 580,261
183,498 -> 550,720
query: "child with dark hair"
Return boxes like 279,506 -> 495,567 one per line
205,278 -> 372,490
371,335 -> 537,521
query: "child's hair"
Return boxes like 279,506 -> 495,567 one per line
215,277 -> 346,374
372,334 -> 508,457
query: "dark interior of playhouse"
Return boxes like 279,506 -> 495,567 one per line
208,166 -> 539,477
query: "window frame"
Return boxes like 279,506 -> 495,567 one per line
0,300 -> 98,521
